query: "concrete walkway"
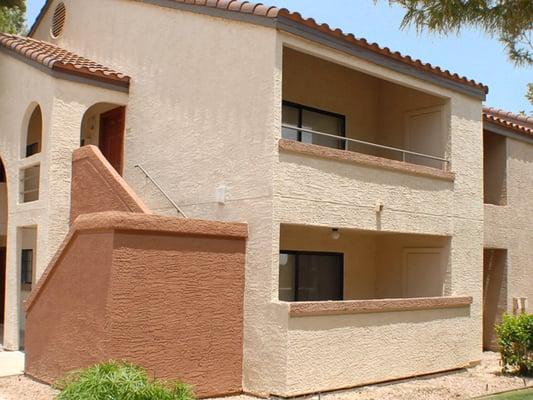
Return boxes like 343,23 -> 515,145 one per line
0,352 -> 24,378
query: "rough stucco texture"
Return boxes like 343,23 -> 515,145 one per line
25,213 -> 246,398
484,137 -> 533,315
70,145 -> 150,223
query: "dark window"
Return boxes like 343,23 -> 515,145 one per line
26,143 -> 39,158
0,162 -> 5,182
279,251 -> 343,302
21,249 -> 33,286
282,101 -> 345,150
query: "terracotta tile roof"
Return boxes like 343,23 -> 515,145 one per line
483,107 -> 533,138
0,33 -> 130,89
28,0 -> 487,96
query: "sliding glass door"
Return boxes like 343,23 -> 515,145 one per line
279,251 -> 343,302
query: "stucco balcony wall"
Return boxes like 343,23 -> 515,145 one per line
283,299 -> 474,397
275,146 -> 455,235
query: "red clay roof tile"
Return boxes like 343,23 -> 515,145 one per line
0,33 -> 130,89
28,0 -> 487,95
483,107 -> 533,138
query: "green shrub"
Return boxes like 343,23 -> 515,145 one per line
55,361 -> 195,400
495,313 -> 533,376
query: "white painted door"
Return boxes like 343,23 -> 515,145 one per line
405,108 -> 444,169
403,249 -> 445,298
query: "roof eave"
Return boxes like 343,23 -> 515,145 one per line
484,116 -> 533,141
275,14 -> 487,100
0,46 -> 130,93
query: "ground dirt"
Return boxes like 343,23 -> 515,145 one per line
0,353 -> 531,400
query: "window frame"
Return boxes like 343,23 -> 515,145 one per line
279,250 -> 344,302
21,248 -> 33,289
282,101 -> 346,149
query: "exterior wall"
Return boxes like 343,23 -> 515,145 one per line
0,49 -> 127,349
32,0 -> 282,394
25,212 -> 247,398
26,0 -> 487,396
484,136 -> 533,314
273,33 -> 483,395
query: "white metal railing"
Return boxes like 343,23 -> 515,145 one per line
134,164 -> 188,218
281,124 -> 450,170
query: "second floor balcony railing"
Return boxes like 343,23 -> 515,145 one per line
281,124 -> 450,171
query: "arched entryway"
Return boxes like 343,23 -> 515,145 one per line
81,103 -> 126,175
0,157 -> 8,345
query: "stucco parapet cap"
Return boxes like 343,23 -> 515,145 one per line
288,296 -> 473,317
73,211 -> 248,239
279,139 -> 455,182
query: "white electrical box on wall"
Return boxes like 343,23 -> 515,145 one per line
216,185 -> 226,205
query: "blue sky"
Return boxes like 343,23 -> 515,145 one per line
26,0 -> 532,113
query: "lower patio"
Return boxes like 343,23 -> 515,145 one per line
279,224 -> 452,303
275,224 -> 478,396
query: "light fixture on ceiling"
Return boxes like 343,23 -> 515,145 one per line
331,228 -> 340,240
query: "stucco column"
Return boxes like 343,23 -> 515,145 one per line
3,224 -> 21,350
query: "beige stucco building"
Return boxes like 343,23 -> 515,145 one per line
0,0 -> 531,397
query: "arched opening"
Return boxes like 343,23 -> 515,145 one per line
81,103 -> 126,175
0,158 -> 8,343
24,105 -> 43,158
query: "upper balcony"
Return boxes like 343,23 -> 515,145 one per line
280,48 -> 452,180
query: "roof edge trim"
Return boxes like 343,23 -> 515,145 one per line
0,46 -> 130,93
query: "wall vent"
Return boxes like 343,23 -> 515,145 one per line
51,2 -> 66,39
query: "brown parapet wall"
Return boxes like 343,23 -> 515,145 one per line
289,296 -> 473,317
70,145 -> 151,223
25,211 -> 247,398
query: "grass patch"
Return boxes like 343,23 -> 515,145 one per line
478,387 -> 533,399
54,361 -> 194,400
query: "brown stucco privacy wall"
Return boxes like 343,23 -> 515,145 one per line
25,212 -> 247,398
70,145 -> 151,223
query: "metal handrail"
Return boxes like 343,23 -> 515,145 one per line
282,124 -> 449,169
134,164 -> 188,218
